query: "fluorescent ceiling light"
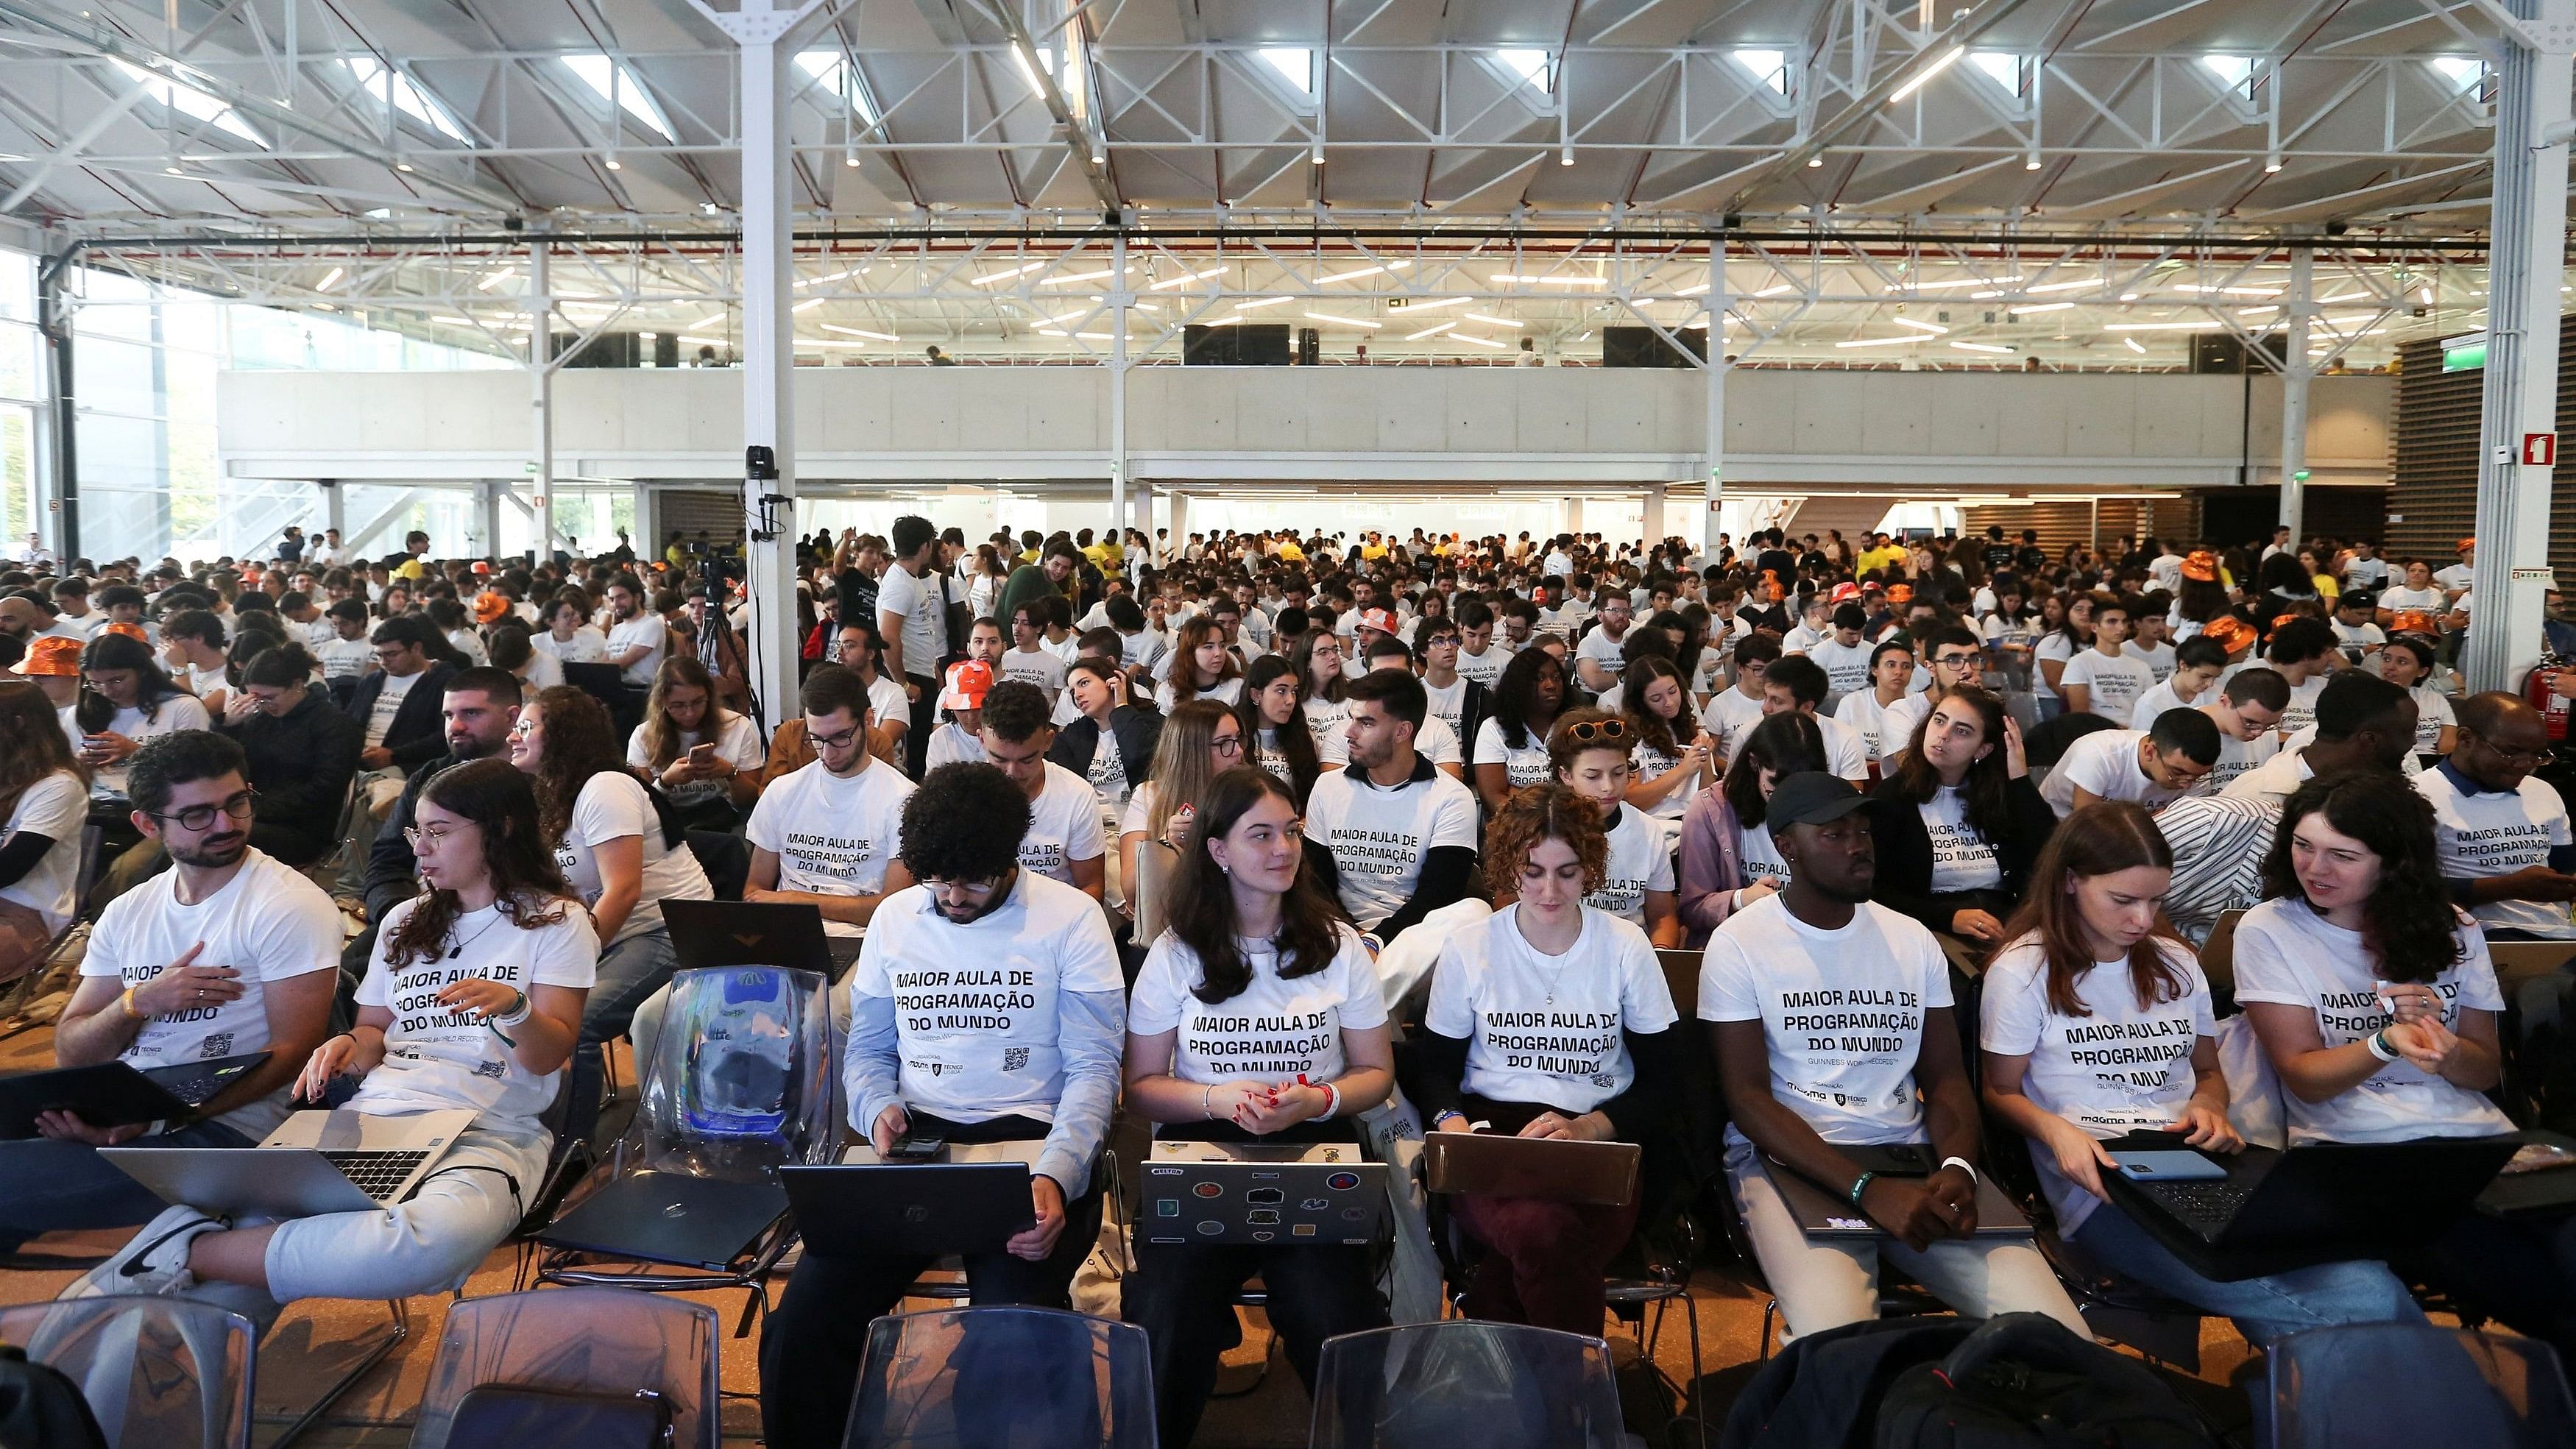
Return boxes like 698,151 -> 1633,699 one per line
1303,311 -> 1382,329
1320,262 -> 1411,283
562,55 -> 672,140
2025,279 -> 2096,294
1892,316 -> 1947,333
1462,313 -> 1518,328
1888,274 -> 2023,291
1834,335 -> 1922,348
1453,332 -> 1507,349
2125,338 -> 2148,354
822,323 -> 899,341
1888,45 -> 1964,103
970,262 -> 1047,286
1950,340 -> 2014,354
1038,268 -> 1119,286
2009,302 -> 2073,314
316,267 -> 344,291
793,299 -> 823,312
111,59 -> 265,147
1752,283 -> 1798,297
1150,267 -> 1226,291
432,315 -> 473,325
1405,321 -> 1457,340
1233,296 -> 1294,310
1396,296 -> 1474,311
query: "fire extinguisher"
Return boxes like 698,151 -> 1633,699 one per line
2529,647 -> 2572,743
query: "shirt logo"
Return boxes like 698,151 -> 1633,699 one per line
199,1033 -> 234,1058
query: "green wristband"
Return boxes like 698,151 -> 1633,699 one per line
1847,1170 -> 1876,1207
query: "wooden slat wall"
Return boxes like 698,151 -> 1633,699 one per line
2391,331 -> 2576,577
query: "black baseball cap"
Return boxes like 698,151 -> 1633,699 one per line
1766,771 -> 1874,830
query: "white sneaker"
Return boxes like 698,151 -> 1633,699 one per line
58,1205 -> 227,1300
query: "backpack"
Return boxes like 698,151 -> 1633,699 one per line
0,1345 -> 109,1449
446,1384 -> 671,1448
1719,1317 -> 1981,1449
1872,1314 -> 2216,1449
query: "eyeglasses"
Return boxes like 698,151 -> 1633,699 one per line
921,874 -> 1006,895
2469,731 -> 2555,768
1933,652 -> 1981,668
1565,718 -> 1632,744
1211,734 -> 1245,757
810,723 -> 866,751
149,789 -> 257,832
403,823 -> 464,850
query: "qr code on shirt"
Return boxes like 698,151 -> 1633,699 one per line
1002,1047 -> 1030,1073
199,1034 -> 235,1058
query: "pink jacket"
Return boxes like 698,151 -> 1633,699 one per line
1677,783 -> 1751,948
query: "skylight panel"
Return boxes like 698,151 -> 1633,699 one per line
111,58 -> 265,147
562,54 -> 672,141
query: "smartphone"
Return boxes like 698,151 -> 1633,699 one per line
687,743 -> 716,768
2109,1150 -> 2229,1183
884,1133 -> 946,1162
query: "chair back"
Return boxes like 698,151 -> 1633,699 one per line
1653,949 -> 1698,1017
2198,908 -> 2246,1003
0,1294 -> 255,1449
71,823 -> 104,916
409,1288 -> 721,1449
2265,1324 -> 2575,1448
843,1306 -> 1156,1449
1309,1321 -> 1625,1449
631,965 -> 837,1180
1131,840 -> 1181,946
2489,940 -> 2576,999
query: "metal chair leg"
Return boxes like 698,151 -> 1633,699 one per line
264,1298 -> 409,1448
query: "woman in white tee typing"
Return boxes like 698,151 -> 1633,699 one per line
1621,656 -> 1710,829
1541,710 -> 1681,946
1982,799 -> 2423,1346
2236,769 -> 2576,1365
78,758 -> 594,1308
1122,768 -> 1394,1445
1419,784 -> 1682,1333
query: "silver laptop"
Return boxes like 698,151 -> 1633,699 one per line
102,1108 -> 478,1218
1143,1139 -> 1390,1247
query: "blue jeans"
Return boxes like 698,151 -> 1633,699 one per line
2074,1198 -> 2426,1347
0,1117 -> 255,1254
565,924 -> 679,1141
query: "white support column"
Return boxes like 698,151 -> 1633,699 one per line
632,480 -> 652,558
529,239 -> 555,564
698,0 -> 824,726
1641,486 -> 1667,550
472,478 -> 500,558
1108,230 -> 1130,559
323,478 -> 344,542
2465,0 -> 2575,691
2277,247 -> 2313,541
1704,242 -> 1728,554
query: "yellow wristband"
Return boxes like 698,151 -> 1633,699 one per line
118,987 -> 148,1021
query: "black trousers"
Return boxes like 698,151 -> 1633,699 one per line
1122,1238 -> 1387,1448
2425,1206 -> 2576,1369
756,1113 -> 1105,1449
904,672 -> 937,779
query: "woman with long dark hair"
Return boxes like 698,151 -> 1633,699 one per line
1237,654 -> 1326,805
1289,628 -> 1352,752
509,686 -> 711,1134
92,758 -> 593,1309
224,642 -> 363,867
1870,685 -> 2055,950
1675,712 -> 1826,946
2030,591 -> 2094,723
1420,783 -> 1681,1333
1981,799 -> 2423,1348
1152,615 -> 1245,713
0,681 -> 87,980
1473,647 -> 1567,814
2236,769 -> 2576,1362
630,653 -> 765,830
73,631 -> 209,807
1122,767 -> 1394,1445
1621,656 -> 1708,829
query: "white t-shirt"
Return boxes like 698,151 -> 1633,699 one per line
2379,584 -> 2445,613
1130,924 -> 1387,1086
1587,805 -> 1677,925
2123,640 -> 2178,684
1472,717 -> 1553,790
2276,675 -> 2326,739
1303,763 -> 1481,932
1422,677 -> 1468,740
1980,935 -> 2212,1232
2231,898 -> 2514,1144
2403,687 -> 2456,754
2417,767 -> 2576,940
1699,896 -> 1954,1146
2062,648 -> 2155,727
999,645 -> 1068,704
349,896 -> 600,1130
1834,691 -> 1926,765
1699,687 -> 1767,762
532,626 -> 609,665
1813,713 -> 1869,781
1627,737 -> 1700,822
1803,637 -> 1875,700
2331,620 -> 2385,660
1082,726 -> 1133,815
744,758 -> 917,938
1455,645 -> 1513,689
1921,785 -> 2003,895
2039,730 -> 2179,817
625,713 -> 765,809
924,721 -> 987,771
77,849 -> 343,1138
1301,695 -> 1351,756
846,872 -> 1122,1125
2032,633 -> 2078,700
875,562 -> 950,682
1738,819 -> 1793,893
2192,722 -> 2283,796
605,612 -> 668,688
314,635 -> 374,681
1575,626 -> 1632,681
446,628 -> 490,668
552,771 -> 712,945
1429,904 -> 1677,1116
77,695 -> 215,800
1152,674 -> 1245,715
0,770 -> 91,932
2131,677 -> 2205,728
1020,762 -> 1107,885
362,669 -> 419,752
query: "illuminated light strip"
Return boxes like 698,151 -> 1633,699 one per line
1405,321 -> 1456,340
1892,316 -> 1947,333
1395,296 -> 1476,310
1886,274 -> 2023,292
1149,267 -> 1226,290
1036,267 -> 1122,286
1451,333 -> 1507,349
1232,296 -> 1295,310
1303,311 -> 1383,329
2008,302 -> 2073,313
2023,279 -> 2097,294
1833,335 -> 1923,348
970,262 -> 1047,286
1462,313 -> 1518,328
822,323 -> 900,341
1318,262 -> 1412,282
1887,44 -> 1965,102
1949,340 -> 2014,354
1490,274 -> 1607,286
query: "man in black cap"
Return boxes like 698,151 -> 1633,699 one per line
1697,772 -> 2085,1339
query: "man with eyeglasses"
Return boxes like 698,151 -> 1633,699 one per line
0,731 -> 339,1258
1302,670 -> 1479,946
744,666 -> 918,938
2416,692 -> 2576,940
1415,617 -> 1490,752
761,762 -> 1122,1449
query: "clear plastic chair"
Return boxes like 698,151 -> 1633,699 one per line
843,1305 -> 1156,1449
629,965 -> 838,1181
408,1288 -> 721,1449
1308,1320 -> 1626,1449
2265,1322 -> 2576,1448
0,1294 -> 255,1449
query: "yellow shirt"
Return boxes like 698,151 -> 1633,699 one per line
1361,544 -> 1387,561
392,557 -> 426,581
1856,545 -> 1906,575
1277,542 -> 1305,563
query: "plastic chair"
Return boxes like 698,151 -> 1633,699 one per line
0,1294 -> 255,1449
408,1288 -> 721,1449
2199,908 -> 2245,1012
843,1305 -> 1156,1449
2264,1323 -> 2576,1448
1309,1320 -> 1625,1449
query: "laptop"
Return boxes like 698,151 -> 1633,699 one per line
535,1169 -> 788,1272
780,1141 -> 1039,1256
1423,1133 -> 1642,1208
102,1107 -> 477,1218
1766,1144 -> 2031,1238
1143,1140 -> 1389,1247
2104,1133 -> 2522,1280
0,1052 -> 270,1139
663,898 -> 861,977
561,662 -> 629,698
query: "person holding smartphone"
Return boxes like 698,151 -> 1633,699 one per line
1981,800 -> 2423,1346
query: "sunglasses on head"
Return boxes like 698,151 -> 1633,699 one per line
1565,718 -> 1631,744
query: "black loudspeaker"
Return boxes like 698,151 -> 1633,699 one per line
551,331 -> 641,368
1182,323 -> 1293,365
1298,327 -> 1321,365
2191,332 -> 2285,374
652,331 -> 680,369
1602,326 -> 1708,368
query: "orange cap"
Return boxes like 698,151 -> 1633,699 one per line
1886,584 -> 1914,604
2180,550 -> 2220,583
941,659 -> 993,711
102,622 -> 147,643
2202,616 -> 2257,654
474,592 -> 511,626
2390,609 -> 2438,635
11,636 -> 80,677
2458,537 -> 2477,552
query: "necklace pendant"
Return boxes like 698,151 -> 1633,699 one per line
448,947 -> 461,960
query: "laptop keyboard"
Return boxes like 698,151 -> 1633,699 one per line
321,1149 -> 432,1201
2137,1177 -> 2256,1232
155,1068 -> 236,1107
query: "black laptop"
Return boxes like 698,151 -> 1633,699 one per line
0,1052 -> 271,1139
781,1144 -> 1039,1257
560,661 -> 630,698
662,899 -> 858,977
536,1169 -> 788,1272
2103,1130 -> 2522,1280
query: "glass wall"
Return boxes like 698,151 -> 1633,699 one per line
0,251 -> 35,550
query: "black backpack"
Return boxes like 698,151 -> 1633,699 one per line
1872,1314 -> 2217,1449
447,1384 -> 671,1448
1719,1317 -> 1981,1449
0,1345 -> 108,1449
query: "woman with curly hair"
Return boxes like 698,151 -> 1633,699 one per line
1417,782 -> 1682,1334
1471,646 -> 1568,814
77,758 -> 594,1309
1121,767 -> 1394,1445
509,685 -> 711,1133
1152,614 -> 1245,712
2236,768 -> 2575,1361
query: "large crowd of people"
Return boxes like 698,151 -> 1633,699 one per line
0,513 -> 2571,1443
